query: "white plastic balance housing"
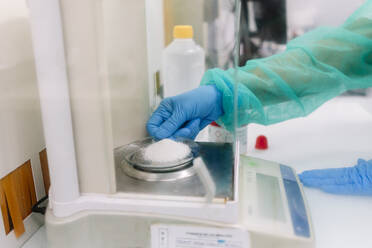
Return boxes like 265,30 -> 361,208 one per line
27,0 -> 80,204
28,0 -> 314,247
27,0 -> 240,224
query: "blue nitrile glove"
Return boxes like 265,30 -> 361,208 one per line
147,85 -> 223,140
299,159 -> 372,195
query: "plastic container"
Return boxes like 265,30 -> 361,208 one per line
162,25 -> 205,97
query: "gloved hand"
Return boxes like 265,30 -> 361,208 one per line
299,159 -> 372,195
147,85 -> 223,140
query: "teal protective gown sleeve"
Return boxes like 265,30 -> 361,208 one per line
200,0 -> 372,131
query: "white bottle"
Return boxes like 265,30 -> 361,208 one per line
162,25 -> 205,97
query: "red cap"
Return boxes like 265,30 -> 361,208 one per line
210,121 -> 220,127
255,135 -> 268,150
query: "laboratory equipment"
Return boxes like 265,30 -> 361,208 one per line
45,143 -> 315,248
162,25 -> 205,97
27,0 -> 314,247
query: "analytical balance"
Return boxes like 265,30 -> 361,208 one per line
28,0 -> 314,247
44,138 -> 314,248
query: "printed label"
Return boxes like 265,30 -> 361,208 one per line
151,224 -> 250,248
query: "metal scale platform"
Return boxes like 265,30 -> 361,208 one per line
115,140 -> 234,200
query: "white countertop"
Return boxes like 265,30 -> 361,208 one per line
246,96 -> 372,248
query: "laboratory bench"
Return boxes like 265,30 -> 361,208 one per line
247,96 -> 372,248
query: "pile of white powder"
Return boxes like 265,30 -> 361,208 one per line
143,139 -> 191,163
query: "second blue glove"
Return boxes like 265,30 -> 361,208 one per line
299,159 -> 372,195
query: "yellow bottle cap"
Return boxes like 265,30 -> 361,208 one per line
173,25 -> 193,39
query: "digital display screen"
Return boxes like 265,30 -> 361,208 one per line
256,173 -> 286,222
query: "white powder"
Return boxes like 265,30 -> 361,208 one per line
143,139 -> 191,163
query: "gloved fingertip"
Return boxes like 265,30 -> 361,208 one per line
173,130 -> 191,139
297,171 -> 314,184
298,175 -> 312,186
154,128 -> 172,140
189,132 -> 199,140
187,119 -> 201,139
299,170 -> 316,176
298,168 -> 340,179
357,158 -> 368,166
188,118 -> 201,130
146,124 -> 157,137
298,172 -> 305,182
298,173 -> 323,187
